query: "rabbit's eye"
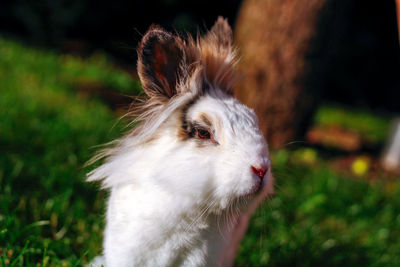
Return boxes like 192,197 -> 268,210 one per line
196,128 -> 211,140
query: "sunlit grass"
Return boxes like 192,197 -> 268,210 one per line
314,105 -> 390,145
0,38 -> 141,96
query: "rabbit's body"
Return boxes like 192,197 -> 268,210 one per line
101,185 -> 244,266
88,17 -> 274,266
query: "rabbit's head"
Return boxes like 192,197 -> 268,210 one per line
88,17 -> 272,213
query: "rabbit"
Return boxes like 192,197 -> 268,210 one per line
87,17 -> 274,267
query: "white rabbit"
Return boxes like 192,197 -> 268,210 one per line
87,17 -> 274,267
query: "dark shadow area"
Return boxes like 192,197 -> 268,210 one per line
307,0 -> 400,113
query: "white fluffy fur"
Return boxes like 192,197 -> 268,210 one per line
87,18 -> 274,267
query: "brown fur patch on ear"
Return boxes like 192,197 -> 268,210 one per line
137,25 -> 186,100
138,18 -> 238,101
198,42 -> 237,95
206,16 -> 233,48
183,17 -> 238,95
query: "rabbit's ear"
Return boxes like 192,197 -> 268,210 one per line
137,26 -> 186,99
206,16 -> 233,48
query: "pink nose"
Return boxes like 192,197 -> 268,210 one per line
251,165 -> 268,179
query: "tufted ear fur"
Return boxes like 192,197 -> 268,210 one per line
137,26 -> 186,100
205,16 -> 233,48
200,17 -> 237,94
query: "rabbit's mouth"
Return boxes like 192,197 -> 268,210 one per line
250,180 -> 264,195
231,182 -> 264,209
240,179 -> 264,199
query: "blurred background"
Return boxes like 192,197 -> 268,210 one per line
0,0 -> 399,266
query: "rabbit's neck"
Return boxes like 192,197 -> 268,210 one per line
103,183 -> 243,266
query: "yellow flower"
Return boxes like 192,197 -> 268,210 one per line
351,156 -> 370,176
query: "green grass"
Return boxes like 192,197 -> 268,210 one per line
0,39 -> 141,96
1,39 -> 400,266
0,38 -> 128,265
237,160 -> 400,266
314,105 -> 391,145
